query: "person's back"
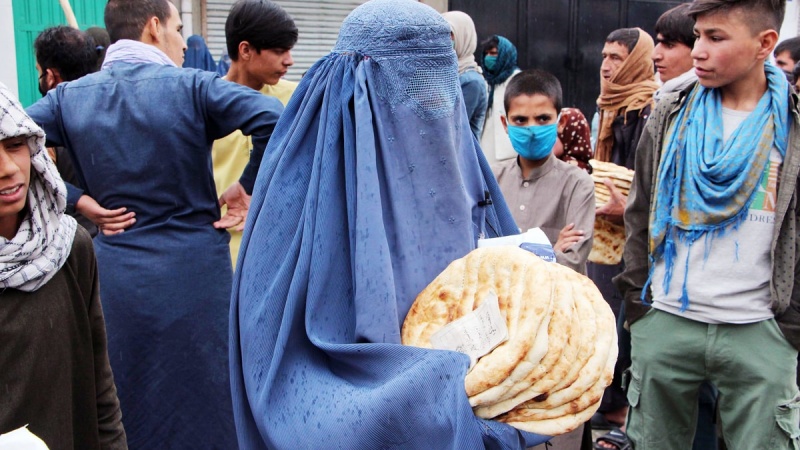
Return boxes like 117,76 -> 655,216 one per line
41,65 -> 268,236
228,1 -> 548,448
25,0 -> 283,447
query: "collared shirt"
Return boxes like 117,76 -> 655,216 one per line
493,154 -> 596,273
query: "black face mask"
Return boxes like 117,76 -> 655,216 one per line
38,73 -> 49,97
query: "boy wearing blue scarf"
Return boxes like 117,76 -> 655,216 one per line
616,0 -> 800,448
493,69 -> 595,275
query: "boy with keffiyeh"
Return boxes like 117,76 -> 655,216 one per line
0,83 -> 126,449
616,0 -> 800,448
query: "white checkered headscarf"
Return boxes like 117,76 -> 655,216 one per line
0,82 -> 76,292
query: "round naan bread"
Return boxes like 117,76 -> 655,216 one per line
401,245 -> 618,436
401,246 -> 555,398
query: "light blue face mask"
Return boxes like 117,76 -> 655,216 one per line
506,121 -> 558,161
484,55 -> 498,71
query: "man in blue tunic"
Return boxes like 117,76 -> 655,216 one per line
26,0 -> 284,447
230,1 -> 550,448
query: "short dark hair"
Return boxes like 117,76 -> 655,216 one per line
104,0 -> 172,43
606,28 -> 640,54
225,0 -> 298,60
775,36 -> 800,62
86,27 -> 111,70
687,0 -> 785,34
503,69 -> 563,113
655,4 -> 696,49
480,35 -> 499,55
34,26 -> 98,81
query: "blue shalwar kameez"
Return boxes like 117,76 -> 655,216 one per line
27,63 -> 284,449
230,1 -> 550,448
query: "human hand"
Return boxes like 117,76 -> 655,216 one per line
75,195 -> 136,236
215,182 -> 251,231
555,223 -> 585,252
595,179 -> 627,225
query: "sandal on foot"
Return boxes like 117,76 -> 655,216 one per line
593,428 -> 632,450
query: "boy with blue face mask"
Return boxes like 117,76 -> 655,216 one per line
493,69 -> 596,275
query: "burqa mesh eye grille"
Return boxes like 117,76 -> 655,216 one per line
333,0 -> 459,121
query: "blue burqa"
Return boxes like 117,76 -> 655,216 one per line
183,34 -> 217,71
230,1 -> 550,448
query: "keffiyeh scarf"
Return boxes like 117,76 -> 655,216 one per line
643,63 -> 790,310
0,83 -> 76,292
102,39 -> 177,70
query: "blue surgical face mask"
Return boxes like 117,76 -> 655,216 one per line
484,55 -> 498,71
506,121 -> 558,161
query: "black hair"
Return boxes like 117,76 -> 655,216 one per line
503,69 -> 563,113
104,0 -> 172,43
655,4 -> 696,49
225,0 -> 298,60
776,36 -> 800,62
606,28 -> 640,54
687,0 -> 785,34
85,27 -> 111,71
480,35 -> 499,55
34,26 -> 98,81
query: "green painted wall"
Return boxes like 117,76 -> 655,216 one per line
12,0 -> 106,107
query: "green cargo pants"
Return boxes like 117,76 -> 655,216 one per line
626,308 -> 800,449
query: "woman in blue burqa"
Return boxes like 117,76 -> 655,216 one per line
230,1 -> 550,448
183,34 -> 217,72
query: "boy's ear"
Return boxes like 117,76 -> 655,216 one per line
756,29 -> 780,61
500,115 -> 509,134
239,41 -> 253,61
141,15 -> 162,45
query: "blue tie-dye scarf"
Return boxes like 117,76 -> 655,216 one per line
643,63 -> 790,311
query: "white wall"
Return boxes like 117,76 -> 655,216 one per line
419,0 -> 446,13
0,0 -> 19,96
780,0 -> 799,40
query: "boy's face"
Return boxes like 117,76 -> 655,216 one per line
0,136 -> 31,236
501,93 -> 558,131
652,34 -> 693,83
691,9 -> 775,90
250,47 -> 294,86
774,50 -> 795,72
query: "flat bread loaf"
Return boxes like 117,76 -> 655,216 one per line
589,159 -> 632,265
402,246 -> 618,436
588,218 -> 626,265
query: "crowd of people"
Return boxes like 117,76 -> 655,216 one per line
0,0 -> 798,449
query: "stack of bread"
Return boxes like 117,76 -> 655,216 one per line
401,246 -> 618,436
588,159 -> 634,265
